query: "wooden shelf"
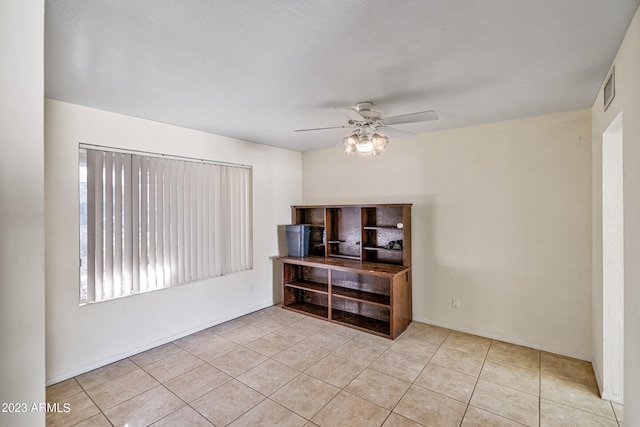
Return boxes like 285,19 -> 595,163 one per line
332,285 -> 390,306
285,280 -> 328,294
329,253 -> 361,261
363,246 -> 403,253
283,204 -> 412,339
331,309 -> 390,336
284,302 -> 328,319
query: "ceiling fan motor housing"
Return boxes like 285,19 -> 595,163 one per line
355,102 -> 382,121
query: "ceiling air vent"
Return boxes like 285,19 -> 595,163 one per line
604,66 -> 615,111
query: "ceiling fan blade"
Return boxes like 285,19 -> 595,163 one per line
334,107 -> 366,121
381,110 -> 439,126
294,125 -> 350,132
380,126 -> 416,137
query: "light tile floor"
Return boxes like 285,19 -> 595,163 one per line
46,306 -> 624,427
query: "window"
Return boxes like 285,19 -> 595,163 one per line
79,145 -> 252,304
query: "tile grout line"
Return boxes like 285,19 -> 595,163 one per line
185,325 -> 351,425
457,339 -> 490,427
74,360 -> 147,426
70,376 -> 113,427
377,328 -> 452,427
289,332 -> 381,424
177,333 -> 287,426
539,347 -> 542,427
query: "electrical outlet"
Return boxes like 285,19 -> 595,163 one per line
452,297 -> 460,309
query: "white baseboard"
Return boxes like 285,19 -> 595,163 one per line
600,391 -> 623,405
45,300 -> 276,386
413,316 -> 592,362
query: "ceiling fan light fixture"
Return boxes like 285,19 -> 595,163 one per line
341,128 -> 389,156
372,133 -> 389,151
356,142 -> 373,154
344,144 -> 357,154
342,133 -> 358,146
342,133 -> 358,154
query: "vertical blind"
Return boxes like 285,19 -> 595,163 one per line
79,146 -> 253,303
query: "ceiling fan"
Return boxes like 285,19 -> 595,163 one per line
294,102 -> 438,155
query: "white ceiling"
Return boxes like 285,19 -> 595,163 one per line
45,0 -> 639,152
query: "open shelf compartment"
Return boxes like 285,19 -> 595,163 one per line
326,206 -> 361,260
291,207 -> 326,257
362,205 -> 405,229
282,262 -> 329,319
285,280 -> 328,294
285,300 -> 329,319
283,264 -> 328,288
361,205 -> 409,266
332,286 -> 390,306
293,206 -> 325,226
331,304 -> 391,336
331,270 -> 390,306
362,245 -> 404,265
283,286 -> 328,319
331,291 -> 391,336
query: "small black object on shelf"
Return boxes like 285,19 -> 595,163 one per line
386,240 -> 403,250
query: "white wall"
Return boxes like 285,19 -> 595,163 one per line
302,109 -> 592,359
45,99 -> 302,383
0,1 -> 46,426
592,4 -> 640,418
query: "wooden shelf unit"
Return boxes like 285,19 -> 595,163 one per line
281,204 -> 412,339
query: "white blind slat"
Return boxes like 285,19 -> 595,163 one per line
190,163 -> 198,280
131,156 -> 140,293
123,154 -> 133,296
93,152 -> 104,301
207,165 -> 216,277
162,159 -> 172,288
184,162 -> 191,282
104,153 -> 114,300
202,163 -> 210,278
148,158 -> 157,290
196,163 -> 204,280
230,168 -> 238,272
177,161 -> 185,284
213,165 -> 222,276
155,159 -> 164,288
86,150 -> 96,302
139,157 -> 148,292
171,161 -> 179,286
113,154 -> 123,298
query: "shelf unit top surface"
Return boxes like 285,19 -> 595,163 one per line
292,203 -> 412,209
279,255 -> 410,276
